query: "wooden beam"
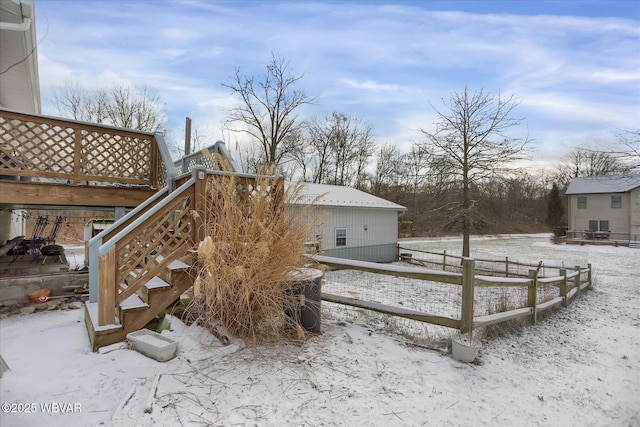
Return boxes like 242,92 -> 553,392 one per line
0,181 -> 157,208
98,247 -> 116,326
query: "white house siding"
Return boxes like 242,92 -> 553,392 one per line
313,207 -> 400,263
631,187 -> 640,241
568,193 -> 632,234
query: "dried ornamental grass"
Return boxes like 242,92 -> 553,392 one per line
190,166 -> 318,344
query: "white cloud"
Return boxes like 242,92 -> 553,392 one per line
160,28 -> 201,43
34,0 -> 639,165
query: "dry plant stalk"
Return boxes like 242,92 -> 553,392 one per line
191,163 -> 317,344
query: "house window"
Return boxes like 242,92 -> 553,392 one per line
588,220 -> 598,232
599,220 -> 609,232
611,195 -> 622,209
577,196 -> 587,209
335,228 -> 347,247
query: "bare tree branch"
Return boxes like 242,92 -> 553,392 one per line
223,54 -> 315,168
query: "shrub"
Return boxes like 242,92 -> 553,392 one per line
188,165 -> 318,344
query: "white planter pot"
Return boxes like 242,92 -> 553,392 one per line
451,333 -> 481,362
127,329 -> 177,362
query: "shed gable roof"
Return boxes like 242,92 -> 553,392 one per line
565,174 -> 640,195
291,182 -> 407,211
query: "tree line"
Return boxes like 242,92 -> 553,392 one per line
52,54 -> 639,256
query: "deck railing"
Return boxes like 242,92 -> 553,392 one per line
566,230 -> 636,245
0,108 -> 175,188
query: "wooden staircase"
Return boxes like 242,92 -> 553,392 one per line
84,259 -> 193,351
83,168 -> 279,351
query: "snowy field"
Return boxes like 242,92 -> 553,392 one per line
0,234 -> 638,426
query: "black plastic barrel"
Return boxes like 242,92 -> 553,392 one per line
286,268 -> 323,333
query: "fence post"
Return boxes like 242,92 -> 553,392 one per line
587,263 -> 592,288
97,246 -> 116,326
574,265 -> 581,295
396,244 -> 400,261
505,256 -> 509,276
193,167 -> 207,244
559,268 -> 567,307
460,258 -> 475,335
528,269 -> 538,324
443,250 -> 447,271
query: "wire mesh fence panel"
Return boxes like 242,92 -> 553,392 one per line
538,282 -> 561,305
318,236 -> 592,343
322,269 -> 462,342
324,269 -> 462,319
321,300 -> 455,344
472,285 -> 529,317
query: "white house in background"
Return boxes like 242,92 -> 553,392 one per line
293,182 -> 407,262
565,174 -> 640,243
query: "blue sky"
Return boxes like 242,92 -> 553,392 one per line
34,0 -> 640,168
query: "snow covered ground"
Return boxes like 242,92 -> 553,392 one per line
0,234 -> 638,426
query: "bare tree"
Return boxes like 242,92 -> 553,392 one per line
614,129 -> 640,171
554,147 -> 630,188
327,112 -> 374,187
223,54 -> 314,167
419,86 -> 530,257
53,83 -> 166,132
303,115 -> 334,183
370,143 -> 403,197
302,112 -> 375,187
401,141 -> 432,236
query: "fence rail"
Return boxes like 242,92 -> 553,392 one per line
309,253 -> 591,339
398,245 -> 576,277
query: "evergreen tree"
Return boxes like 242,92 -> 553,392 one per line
546,183 -> 565,233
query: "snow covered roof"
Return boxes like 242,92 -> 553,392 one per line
565,174 -> 640,195
290,182 -> 407,211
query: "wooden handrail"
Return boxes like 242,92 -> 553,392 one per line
96,176 -> 198,325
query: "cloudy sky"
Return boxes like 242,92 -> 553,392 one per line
34,0 -> 640,167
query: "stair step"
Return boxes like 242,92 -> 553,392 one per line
136,275 -> 171,305
156,254 -> 190,271
84,301 -> 122,331
145,275 -> 171,290
168,259 -> 190,270
119,294 -> 148,311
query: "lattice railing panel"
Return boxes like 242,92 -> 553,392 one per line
114,190 -> 195,305
205,175 -> 284,207
82,131 -> 154,181
157,158 -> 167,188
1,109 -> 169,188
1,117 -> 76,174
